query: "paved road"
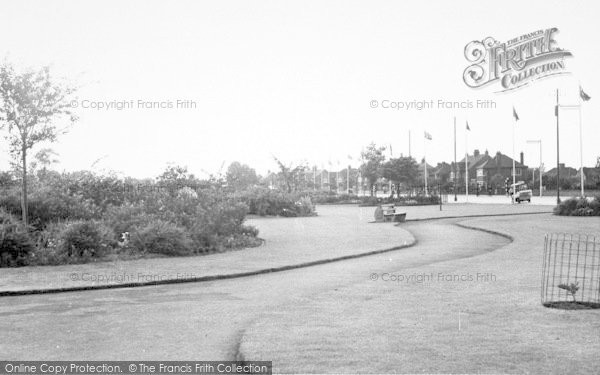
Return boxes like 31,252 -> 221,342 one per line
0,219 -> 508,360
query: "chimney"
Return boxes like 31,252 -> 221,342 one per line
520,152 -> 524,165
474,149 -> 480,156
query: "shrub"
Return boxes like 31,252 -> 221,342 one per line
237,187 -> 297,216
295,196 -> 317,216
59,221 -> 116,258
130,220 -> 193,256
0,209 -> 34,267
306,191 -> 360,204
358,196 -> 381,206
554,196 -> 600,216
104,203 -> 154,239
0,186 -> 100,229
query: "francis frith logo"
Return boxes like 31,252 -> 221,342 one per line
463,28 -> 572,92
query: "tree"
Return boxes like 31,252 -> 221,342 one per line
382,157 -> 419,193
226,162 -> 259,191
31,148 -> 59,176
0,62 -> 77,225
360,143 -> 386,196
157,165 -> 198,192
273,156 -> 307,193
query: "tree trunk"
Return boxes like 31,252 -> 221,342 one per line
21,147 -> 28,226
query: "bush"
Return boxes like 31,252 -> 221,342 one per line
295,196 -> 317,216
130,220 -> 193,256
358,196 -> 382,206
305,191 -> 359,204
188,199 -> 256,252
104,203 -> 154,239
0,209 -> 34,267
58,221 -> 116,258
554,196 -> 600,216
237,187 -> 297,216
0,186 -> 100,229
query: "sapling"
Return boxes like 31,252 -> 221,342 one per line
558,282 -> 579,302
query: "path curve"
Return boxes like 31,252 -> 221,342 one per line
0,216 -> 511,361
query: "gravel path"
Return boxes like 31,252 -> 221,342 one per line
238,214 -> 600,374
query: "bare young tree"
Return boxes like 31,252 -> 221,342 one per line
0,62 -> 77,225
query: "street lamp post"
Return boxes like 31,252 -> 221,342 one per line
556,103 -> 585,197
527,140 -> 542,198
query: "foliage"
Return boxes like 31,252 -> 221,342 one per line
554,196 -> 600,216
0,185 -> 100,229
306,191 -> 360,204
272,156 -> 308,193
360,143 -> 386,196
236,186 -> 298,216
0,61 -> 78,225
226,161 -> 259,191
382,157 -> 419,187
58,221 -> 116,258
130,220 -> 193,256
0,209 -> 34,267
558,282 -> 579,302
295,196 -> 316,216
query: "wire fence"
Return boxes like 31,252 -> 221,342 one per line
541,233 -> 600,309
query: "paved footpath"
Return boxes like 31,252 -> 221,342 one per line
0,204 -> 550,294
0,205 -> 413,294
0,216 -> 509,360
238,214 -> 600,374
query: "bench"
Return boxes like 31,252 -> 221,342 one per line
375,204 -> 407,223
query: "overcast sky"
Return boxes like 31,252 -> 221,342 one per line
0,0 -> 598,178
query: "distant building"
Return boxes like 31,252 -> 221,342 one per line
432,162 -> 452,185
417,159 -> 435,182
545,163 -> 578,179
450,149 -> 528,191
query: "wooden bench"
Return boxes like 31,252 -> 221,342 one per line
375,204 -> 407,222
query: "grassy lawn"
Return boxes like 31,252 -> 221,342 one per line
239,214 -> 600,374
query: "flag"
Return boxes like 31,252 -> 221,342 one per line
513,107 -> 519,121
466,121 -> 471,131
580,86 -> 591,101
424,131 -> 432,140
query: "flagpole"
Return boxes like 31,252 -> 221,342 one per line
408,130 -> 411,158
512,110 -> 516,204
539,143 -> 543,198
453,117 -> 457,202
424,135 -> 428,195
465,126 -> 468,202
556,89 -> 561,204
579,94 -> 584,197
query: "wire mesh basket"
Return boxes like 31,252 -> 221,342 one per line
541,233 -> 600,309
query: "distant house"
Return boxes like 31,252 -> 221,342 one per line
432,162 -> 452,184
545,163 -> 578,179
577,167 -> 600,188
476,151 -> 528,189
450,149 -> 527,190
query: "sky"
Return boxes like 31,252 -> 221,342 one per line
0,0 -> 598,178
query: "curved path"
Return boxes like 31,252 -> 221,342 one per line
0,218 -> 508,360
239,214 -> 600,374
